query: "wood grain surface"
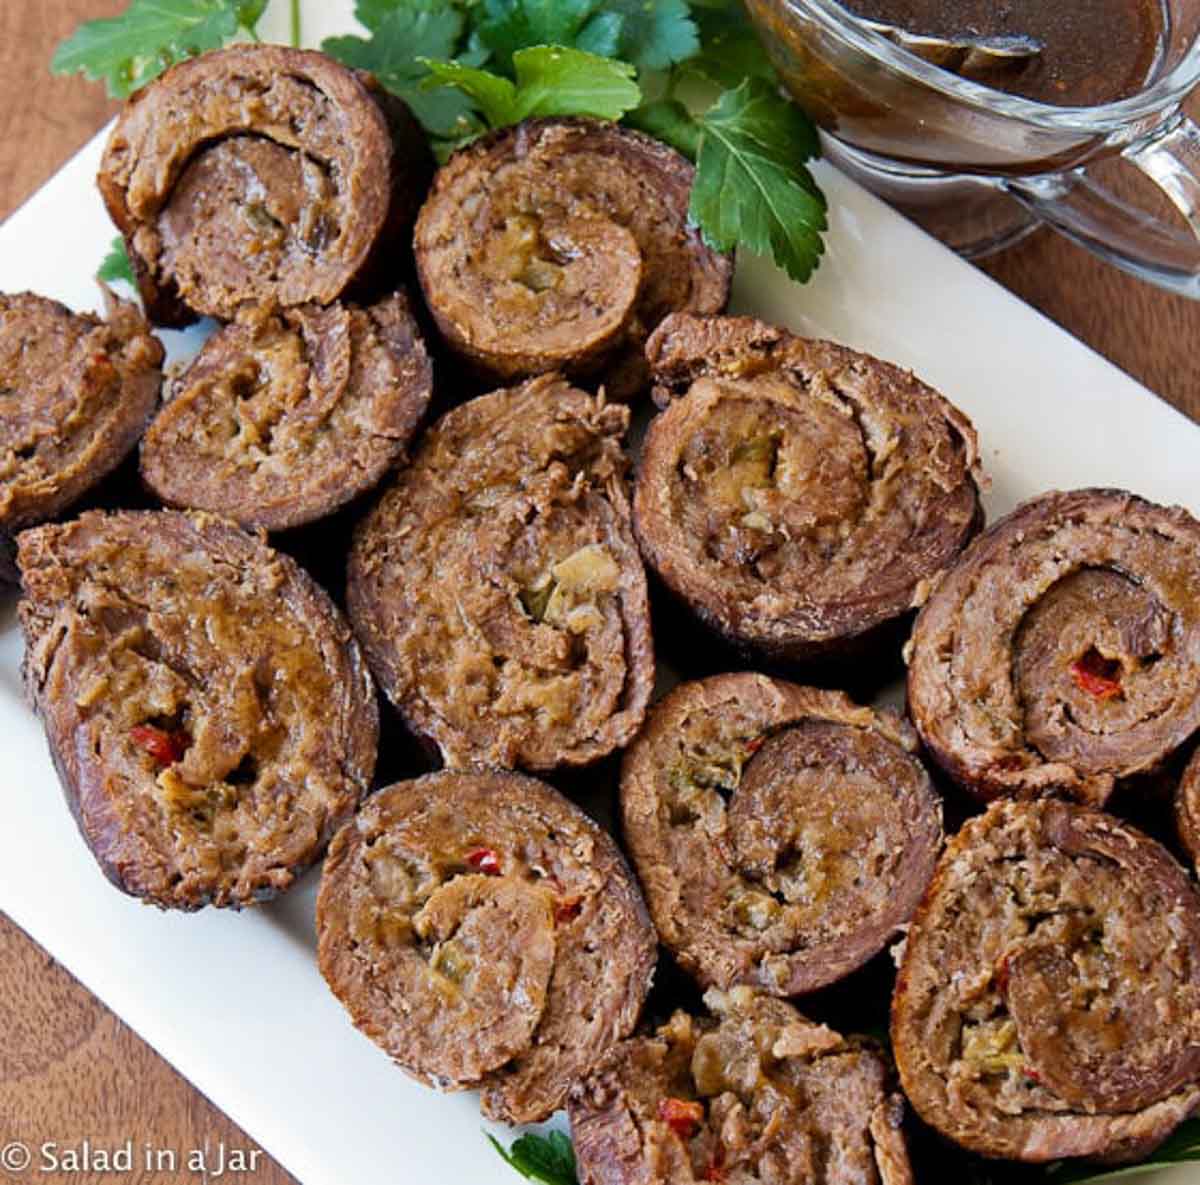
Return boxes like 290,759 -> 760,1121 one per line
1,4 -> 1199,1185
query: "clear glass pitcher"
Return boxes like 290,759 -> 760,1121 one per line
744,0 -> 1200,295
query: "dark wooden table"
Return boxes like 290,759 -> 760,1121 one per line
2,5 -> 1198,1185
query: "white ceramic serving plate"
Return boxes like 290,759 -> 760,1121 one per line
2,3 -> 1199,1183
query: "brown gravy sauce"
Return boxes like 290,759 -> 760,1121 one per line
843,0 -> 1166,105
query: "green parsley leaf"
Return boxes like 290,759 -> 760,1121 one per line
625,98 -> 700,158
350,0 -> 422,34
689,76 -> 826,283
684,0 -> 777,87
51,0 -> 267,99
475,0 -> 623,76
423,46 -> 641,127
97,236 -> 136,286
322,0 -> 483,139
608,0 -> 699,69
1042,1118 -> 1200,1183
488,1130 -> 579,1185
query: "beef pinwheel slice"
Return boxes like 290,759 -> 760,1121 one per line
98,44 -> 432,326
907,488 -> 1200,808
635,314 -> 983,664
316,770 -> 657,1124
620,673 -> 942,997
346,373 -> 654,773
139,291 -> 432,532
1,289 -> 163,579
892,798 -> 1200,1164
17,510 -> 378,910
414,118 -> 733,400
569,986 -> 913,1185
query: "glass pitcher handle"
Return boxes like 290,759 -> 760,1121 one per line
1004,113 -> 1200,298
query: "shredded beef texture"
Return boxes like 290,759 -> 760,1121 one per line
620,672 -> 942,996
635,314 -> 983,662
569,986 -> 913,1185
17,509 -> 377,909
892,798 -> 1200,1163
347,374 -> 654,772
317,770 -> 657,1123
907,488 -> 1200,806
414,119 -> 732,399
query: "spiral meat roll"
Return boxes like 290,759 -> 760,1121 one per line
1,290 -> 162,580
139,292 -> 432,531
17,510 -> 378,909
635,314 -> 983,662
907,489 -> 1200,807
414,118 -> 733,398
620,674 -> 942,996
893,798 -> 1200,1163
347,374 -> 654,771
317,770 -> 657,1123
569,986 -> 913,1185
98,45 -> 431,325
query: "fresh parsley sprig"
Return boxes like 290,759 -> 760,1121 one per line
487,1130 -> 579,1185
322,1 -> 488,141
97,235 -> 136,285
422,48 -> 642,128
51,0 -> 272,98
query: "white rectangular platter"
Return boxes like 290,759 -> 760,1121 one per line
2,3 -> 1199,1183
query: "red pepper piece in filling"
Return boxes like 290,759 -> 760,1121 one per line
703,1146 -> 725,1182
554,896 -> 583,924
467,847 -> 502,876
994,951 -> 1012,995
1070,648 -> 1123,701
130,723 -> 190,767
658,1097 -> 705,1139
745,735 -> 766,755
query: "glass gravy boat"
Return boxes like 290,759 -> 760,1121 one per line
744,0 -> 1200,295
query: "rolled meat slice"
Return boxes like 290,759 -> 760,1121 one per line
414,118 -> 733,399
316,770 -> 657,1123
98,45 -> 431,325
892,798 -> 1200,1164
907,488 -> 1200,807
1,290 -> 162,580
346,374 -> 654,771
569,986 -> 913,1185
620,673 -> 942,996
17,510 -> 378,910
139,291 -> 432,531
635,314 -> 983,662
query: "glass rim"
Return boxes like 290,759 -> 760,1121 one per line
773,0 -> 1200,131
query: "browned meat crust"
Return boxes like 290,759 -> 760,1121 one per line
620,673 -> 942,996
346,374 -> 654,771
0,290 -> 162,577
316,770 -> 657,1124
139,291 -> 432,531
635,314 -> 983,663
414,119 -> 733,399
1177,747 -> 1200,870
98,45 -> 432,326
569,986 -> 913,1185
907,489 -> 1200,807
17,510 -> 378,910
892,798 -> 1200,1164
